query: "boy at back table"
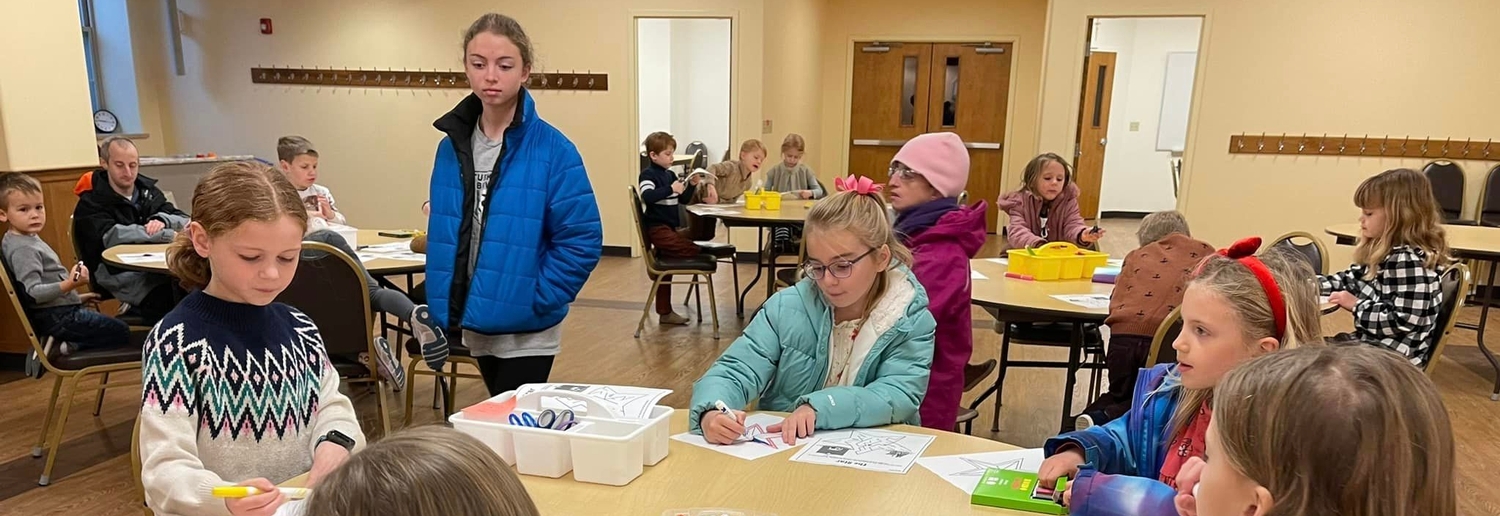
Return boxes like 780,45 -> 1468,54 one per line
0,173 -> 131,373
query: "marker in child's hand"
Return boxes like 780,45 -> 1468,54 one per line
212,486 -> 310,499
713,400 -> 770,446
71,262 -> 83,281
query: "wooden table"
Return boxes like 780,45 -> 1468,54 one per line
687,201 -> 815,317
286,411 -> 1034,515
1326,223 -> 1500,399
101,229 -> 425,276
967,258 -> 1113,433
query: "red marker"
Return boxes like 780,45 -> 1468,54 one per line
1005,272 -> 1034,281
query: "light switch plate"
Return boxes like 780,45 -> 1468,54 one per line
763,119 -> 773,133
1129,121 -> 1140,132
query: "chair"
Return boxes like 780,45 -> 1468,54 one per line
1265,231 -> 1329,275
1424,263 -> 1471,376
971,321 -> 1106,433
68,214 -> 151,328
684,141 -> 709,170
1478,164 -> 1500,227
1423,161 -> 1474,225
402,336 -> 484,426
276,241 -> 392,436
1145,306 -> 1185,367
629,187 -> 721,339
2,256 -> 141,486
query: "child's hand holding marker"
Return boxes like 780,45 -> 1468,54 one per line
214,478 -> 293,516
701,400 -> 748,445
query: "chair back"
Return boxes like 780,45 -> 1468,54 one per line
1480,164 -> 1500,226
1425,262 -> 1471,375
275,242 -> 374,368
684,141 -> 709,170
627,187 -> 661,272
1422,160 -> 1467,223
1145,306 -> 1184,367
1266,231 -> 1329,275
0,255 -> 49,369
638,151 -> 651,173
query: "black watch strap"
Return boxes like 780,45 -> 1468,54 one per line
317,430 -> 355,451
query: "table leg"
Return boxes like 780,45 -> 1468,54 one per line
737,229 -> 767,316
1059,323 -> 1083,432
990,330 -> 1012,433
1477,260 -> 1500,401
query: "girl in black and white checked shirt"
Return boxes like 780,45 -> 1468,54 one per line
1320,169 -> 1452,366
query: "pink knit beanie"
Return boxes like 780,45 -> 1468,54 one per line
891,132 -> 969,198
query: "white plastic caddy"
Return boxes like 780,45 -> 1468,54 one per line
450,388 -> 674,486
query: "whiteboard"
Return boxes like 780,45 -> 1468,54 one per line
1156,52 -> 1197,152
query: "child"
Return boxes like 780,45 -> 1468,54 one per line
1037,239 -> 1324,515
304,425 -> 541,516
690,177 -> 937,445
706,139 -> 767,203
277,135 -> 448,379
1077,211 -> 1214,429
884,132 -> 987,430
638,131 -> 712,326
0,173 -> 130,361
140,162 -> 364,516
1171,345 -> 1456,516
278,136 -> 345,224
997,153 -> 1104,250
1320,168 -> 1450,367
764,134 -> 824,200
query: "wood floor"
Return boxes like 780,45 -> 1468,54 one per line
2,222 -> 1499,515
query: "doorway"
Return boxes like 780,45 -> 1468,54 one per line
847,41 -> 1012,232
1074,17 -> 1204,220
635,18 -> 732,169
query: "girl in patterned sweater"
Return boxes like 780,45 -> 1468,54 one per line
139,162 -> 364,516
1320,168 -> 1451,366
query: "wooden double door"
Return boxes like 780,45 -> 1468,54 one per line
848,41 -> 1012,232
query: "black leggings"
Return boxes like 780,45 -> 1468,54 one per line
476,355 -> 556,396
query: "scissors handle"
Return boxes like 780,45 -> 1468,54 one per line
536,409 -> 557,429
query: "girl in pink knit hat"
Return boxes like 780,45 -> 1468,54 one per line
998,153 -> 1105,250
887,132 -> 989,430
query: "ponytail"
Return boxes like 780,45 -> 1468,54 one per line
166,229 -> 212,290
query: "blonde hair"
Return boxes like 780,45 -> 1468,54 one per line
0,172 -> 42,208
739,139 -> 767,158
1136,210 -> 1190,246
304,425 -> 541,516
805,189 -> 913,320
781,134 -> 806,153
1353,169 -> 1451,279
1214,345 -> 1456,516
166,162 -> 308,290
1168,246 -> 1324,440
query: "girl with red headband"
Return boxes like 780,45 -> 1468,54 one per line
1033,238 -> 1325,515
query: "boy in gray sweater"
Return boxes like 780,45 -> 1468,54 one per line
0,173 -> 130,360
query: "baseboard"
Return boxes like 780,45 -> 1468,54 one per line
602,245 -> 632,257
1099,210 -> 1151,219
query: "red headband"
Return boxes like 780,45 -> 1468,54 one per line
1195,237 -> 1287,341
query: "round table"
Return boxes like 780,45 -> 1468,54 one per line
687,200 -> 815,316
1326,223 -> 1500,399
101,229 -> 425,275
286,411 -> 1038,515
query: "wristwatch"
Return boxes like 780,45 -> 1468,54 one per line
316,430 -> 355,452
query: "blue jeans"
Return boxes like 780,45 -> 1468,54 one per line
31,305 -> 131,351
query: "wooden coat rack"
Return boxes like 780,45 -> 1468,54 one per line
1228,134 -> 1500,161
249,67 -> 609,91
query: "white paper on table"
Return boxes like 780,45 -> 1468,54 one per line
671,413 -> 811,460
1051,294 -> 1112,310
917,448 -> 1046,494
513,383 -> 671,420
1106,258 -> 1124,267
376,251 -> 427,263
971,270 -> 989,280
359,241 -> 415,253
356,253 -> 377,263
274,500 -> 306,516
789,428 -> 935,474
986,257 -> 1008,265
1319,295 -> 1331,305
116,252 -> 166,264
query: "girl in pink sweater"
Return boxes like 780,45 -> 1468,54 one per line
997,153 -> 1105,250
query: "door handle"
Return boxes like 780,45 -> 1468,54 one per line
964,142 -> 1002,150
852,139 -> 908,147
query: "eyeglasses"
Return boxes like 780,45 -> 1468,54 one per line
889,162 -> 921,181
802,247 -> 878,280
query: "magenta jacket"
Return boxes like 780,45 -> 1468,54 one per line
997,182 -> 1091,250
903,202 -> 988,430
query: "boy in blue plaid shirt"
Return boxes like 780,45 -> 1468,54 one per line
1320,169 -> 1451,366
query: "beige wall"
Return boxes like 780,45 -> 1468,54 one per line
816,0 -> 1049,191
131,0 -> 768,248
1041,0 -> 1500,264
0,1 -> 100,172
762,0 -> 826,170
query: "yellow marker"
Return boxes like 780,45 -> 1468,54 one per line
211,486 -> 311,499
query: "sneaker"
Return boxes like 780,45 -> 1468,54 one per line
58,342 -> 75,356
410,305 -> 449,372
1075,413 -> 1096,431
371,336 -> 406,390
25,350 -> 41,379
963,359 -> 997,392
659,312 -> 691,326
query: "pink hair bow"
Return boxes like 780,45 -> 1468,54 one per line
834,175 -> 884,195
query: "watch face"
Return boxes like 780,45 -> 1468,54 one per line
94,110 -> 119,133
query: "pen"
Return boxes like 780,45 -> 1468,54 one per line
211,486 -> 310,499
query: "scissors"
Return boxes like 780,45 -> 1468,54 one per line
509,409 -> 577,431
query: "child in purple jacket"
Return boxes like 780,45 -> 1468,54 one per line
886,132 -> 988,430
997,153 -> 1105,250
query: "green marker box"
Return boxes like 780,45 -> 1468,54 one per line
970,468 -> 1069,515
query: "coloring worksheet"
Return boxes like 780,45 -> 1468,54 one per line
513,383 -> 671,420
116,252 -> 165,265
971,270 -> 989,280
671,413 -> 811,460
789,428 -> 935,474
1051,294 -> 1112,310
917,448 -> 1046,494
273,500 -> 306,516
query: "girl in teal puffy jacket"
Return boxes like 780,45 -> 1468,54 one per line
690,177 -> 937,446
